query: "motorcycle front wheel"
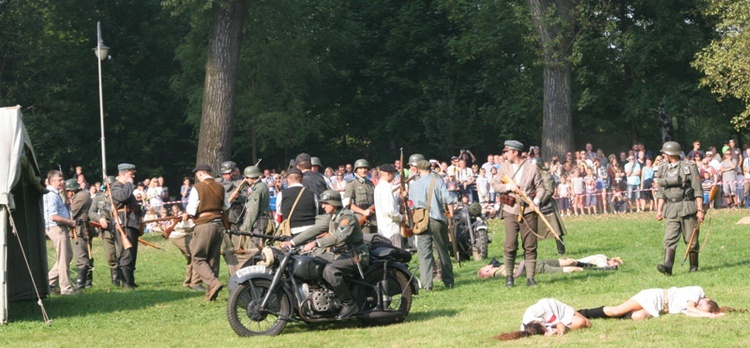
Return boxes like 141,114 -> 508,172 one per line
353,268 -> 413,326
227,278 -> 291,336
472,228 -> 489,261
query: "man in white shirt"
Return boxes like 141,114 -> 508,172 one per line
373,164 -> 404,248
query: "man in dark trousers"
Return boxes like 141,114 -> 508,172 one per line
110,163 -> 142,289
183,164 -> 226,301
65,178 -> 93,289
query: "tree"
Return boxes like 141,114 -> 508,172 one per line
527,0 -> 576,160
693,0 -> 750,130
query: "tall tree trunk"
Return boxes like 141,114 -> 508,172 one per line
196,0 -> 245,172
527,0 -> 575,160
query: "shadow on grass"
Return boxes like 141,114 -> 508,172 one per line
699,258 -> 750,272
540,269 -> 620,285
275,308 -> 457,334
8,288 -> 202,322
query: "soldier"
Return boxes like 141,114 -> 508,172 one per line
280,190 -> 369,319
407,153 -> 426,182
311,156 -> 333,189
89,176 -> 122,286
344,159 -> 377,234
111,163 -> 142,289
493,140 -> 545,287
238,165 -> 270,252
409,160 -> 455,290
295,153 -> 328,197
183,164 -> 227,301
533,159 -> 567,256
44,170 -> 79,295
218,160 -> 245,276
65,178 -> 93,289
654,141 -> 704,275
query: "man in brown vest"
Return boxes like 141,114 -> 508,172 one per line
183,164 -> 227,301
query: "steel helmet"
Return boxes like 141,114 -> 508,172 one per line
243,165 -> 262,178
661,141 -> 681,156
65,179 -> 79,191
311,157 -> 322,167
408,154 -> 425,167
319,190 -> 342,207
469,202 -> 483,217
354,159 -> 370,169
220,161 -> 237,174
107,176 -> 116,184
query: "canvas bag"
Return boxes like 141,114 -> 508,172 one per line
276,187 -> 305,237
412,176 -> 437,235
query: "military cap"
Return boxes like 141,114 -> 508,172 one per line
118,163 -> 136,172
502,140 -> 524,152
64,179 -> 79,191
295,153 -> 311,164
378,164 -> 398,173
415,160 -> 431,171
192,164 -> 212,173
286,167 -> 302,176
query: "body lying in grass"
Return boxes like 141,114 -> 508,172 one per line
478,254 -> 622,279
495,298 -> 591,340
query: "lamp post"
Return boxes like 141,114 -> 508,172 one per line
93,21 -> 110,180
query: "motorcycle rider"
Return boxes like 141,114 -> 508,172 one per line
280,190 -> 369,319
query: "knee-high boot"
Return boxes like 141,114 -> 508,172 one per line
656,248 -> 675,276
577,306 -> 607,319
75,267 -> 87,290
689,252 -> 699,272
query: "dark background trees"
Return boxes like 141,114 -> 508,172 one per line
1,0 -> 745,186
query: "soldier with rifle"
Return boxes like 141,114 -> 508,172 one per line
409,160 -> 456,291
237,165 -> 270,253
65,178 -> 93,289
532,158 -> 567,256
654,141 -> 704,275
344,159 -> 377,234
493,140 -> 545,288
111,163 -> 142,289
89,176 -> 123,286
216,160 -> 245,276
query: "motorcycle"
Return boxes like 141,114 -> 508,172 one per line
452,202 -> 491,261
224,231 -> 418,336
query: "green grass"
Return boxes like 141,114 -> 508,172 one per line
3,210 -> 750,347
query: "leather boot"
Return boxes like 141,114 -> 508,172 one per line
111,269 -> 121,287
121,268 -> 136,289
75,268 -> 87,290
85,267 -> 94,288
556,237 -> 566,256
505,275 -> 514,288
656,248 -> 675,276
689,252 -> 699,272
578,306 -> 607,319
337,301 -> 358,320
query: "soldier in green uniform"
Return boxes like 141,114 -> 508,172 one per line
65,179 -> 93,289
89,176 -> 122,286
654,141 -> 704,275
344,159 -> 377,234
218,160 -> 246,276
238,165 -> 270,253
280,190 -> 369,319
533,159 -> 567,256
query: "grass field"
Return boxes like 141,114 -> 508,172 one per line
3,210 -> 750,347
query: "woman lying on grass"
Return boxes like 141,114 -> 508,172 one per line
495,298 -> 591,341
478,254 -> 622,279
578,286 -> 745,320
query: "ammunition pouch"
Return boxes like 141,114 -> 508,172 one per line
499,193 -> 516,206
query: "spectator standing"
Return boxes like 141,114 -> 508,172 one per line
44,170 -> 78,295
720,151 -> 739,208
640,158 -> 655,212
624,155 -> 641,212
686,140 -> 704,159
570,170 -> 585,216
180,177 -> 191,210
476,168 -> 490,204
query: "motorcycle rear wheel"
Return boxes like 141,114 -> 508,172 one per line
472,229 -> 489,261
227,278 -> 291,336
354,268 -> 413,326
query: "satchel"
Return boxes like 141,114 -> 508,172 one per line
276,187 -> 305,237
499,193 -> 516,206
411,208 -> 429,235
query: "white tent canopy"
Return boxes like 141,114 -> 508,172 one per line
1,105 -> 48,324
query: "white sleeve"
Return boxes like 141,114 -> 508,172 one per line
186,187 -> 200,216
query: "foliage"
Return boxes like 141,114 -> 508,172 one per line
4,210 -> 750,346
692,0 -> 750,130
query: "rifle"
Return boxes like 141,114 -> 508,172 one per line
445,203 -> 460,266
399,147 -> 413,238
138,237 -> 165,251
105,180 -> 134,250
500,175 -> 564,245
142,215 -> 183,224
682,185 -> 718,265
357,206 -> 376,226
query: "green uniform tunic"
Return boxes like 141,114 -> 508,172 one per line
654,160 -> 702,250
344,176 -> 377,234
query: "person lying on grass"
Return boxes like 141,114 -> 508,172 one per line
478,255 -> 622,279
578,286 -> 746,320
495,298 -> 591,340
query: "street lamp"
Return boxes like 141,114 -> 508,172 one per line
93,21 -> 110,181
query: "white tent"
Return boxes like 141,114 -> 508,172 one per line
0,105 -> 48,324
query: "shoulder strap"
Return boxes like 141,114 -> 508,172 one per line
512,159 -> 526,180
425,176 -> 437,212
286,187 -> 306,220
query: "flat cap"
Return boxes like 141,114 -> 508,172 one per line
286,167 -> 302,176
378,164 -> 398,173
192,164 -> 212,173
415,160 -> 431,171
118,163 -> 136,172
295,153 -> 311,164
503,140 -> 524,152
